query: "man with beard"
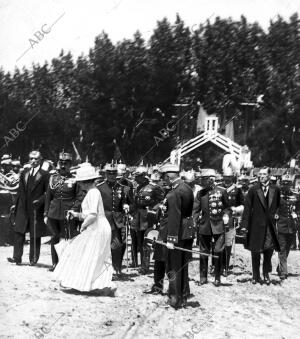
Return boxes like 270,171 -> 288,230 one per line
44,152 -> 83,271
97,163 -> 133,277
7,151 -> 49,265
242,167 -> 281,285
194,169 -> 229,286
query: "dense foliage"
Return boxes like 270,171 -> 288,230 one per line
0,14 -> 299,167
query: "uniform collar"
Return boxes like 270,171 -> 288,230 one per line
170,177 -> 181,188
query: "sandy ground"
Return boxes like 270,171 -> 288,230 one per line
1,240 -> 300,339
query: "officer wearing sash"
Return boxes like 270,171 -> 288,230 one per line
44,152 -> 83,271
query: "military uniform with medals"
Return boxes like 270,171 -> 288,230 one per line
131,169 -> 164,273
195,169 -> 229,285
97,164 -> 133,274
277,175 -> 298,278
44,153 -> 83,269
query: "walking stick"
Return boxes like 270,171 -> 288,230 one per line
33,208 -> 37,263
125,213 -> 129,273
232,218 -> 236,269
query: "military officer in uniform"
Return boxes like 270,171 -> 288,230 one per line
44,152 -> 83,271
194,169 -> 230,286
97,163 -> 133,276
161,163 -> 194,309
277,174 -> 298,279
132,166 -> 164,274
222,168 -> 244,276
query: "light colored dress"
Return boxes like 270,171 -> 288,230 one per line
54,188 -> 114,292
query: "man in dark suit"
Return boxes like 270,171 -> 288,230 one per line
161,163 -> 194,309
242,167 -> 281,284
194,169 -> 230,286
97,163 -> 133,276
44,152 -> 83,271
7,151 -> 49,265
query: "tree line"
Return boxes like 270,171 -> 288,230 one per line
0,13 -> 299,167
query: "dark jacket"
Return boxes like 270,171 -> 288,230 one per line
242,183 -> 281,252
277,192 -> 297,234
163,179 -> 194,244
132,181 -> 165,231
195,185 -> 230,235
44,173 -> 83,220
14,168 -> 50,237
97,181 -> 133,230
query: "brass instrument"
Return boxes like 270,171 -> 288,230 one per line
0,171 -> 19,191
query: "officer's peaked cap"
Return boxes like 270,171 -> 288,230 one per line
134,166 -> 148,175
159,163 -> 180,173
200,168 -> 216,177
59,152 -> 72,161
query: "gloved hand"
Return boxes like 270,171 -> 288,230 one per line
32,200 -> 39,207
166,242 -> 174,250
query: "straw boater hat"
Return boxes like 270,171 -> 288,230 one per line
76,163 -> 100,182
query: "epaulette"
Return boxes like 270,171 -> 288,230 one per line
96,181 -> 105,187
217,185 -> 226,190
49,169 -> 58,175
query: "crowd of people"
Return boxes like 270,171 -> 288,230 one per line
2,150 -> 300,309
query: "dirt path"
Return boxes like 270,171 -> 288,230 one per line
1,242 -> 300,339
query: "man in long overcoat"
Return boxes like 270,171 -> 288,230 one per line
242,167 -> 281,284
7,151 -> 49,265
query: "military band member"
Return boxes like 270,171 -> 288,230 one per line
132,166 -> 164,274
44,152 -> 83,271
97,164 -> 133,276
222,168 -> 244,276
277,174 -> 298,279
7,151 -> 49,265
194,169 -> 230,286
161,163 -> 194,309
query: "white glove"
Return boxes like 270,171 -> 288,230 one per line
166,242 -> 174,250
44,217 -> 48,225
223,214 -> 229,225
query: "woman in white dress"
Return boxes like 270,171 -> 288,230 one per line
54,164 -> 116,293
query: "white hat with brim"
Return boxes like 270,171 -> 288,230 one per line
76,163 -> 100,182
